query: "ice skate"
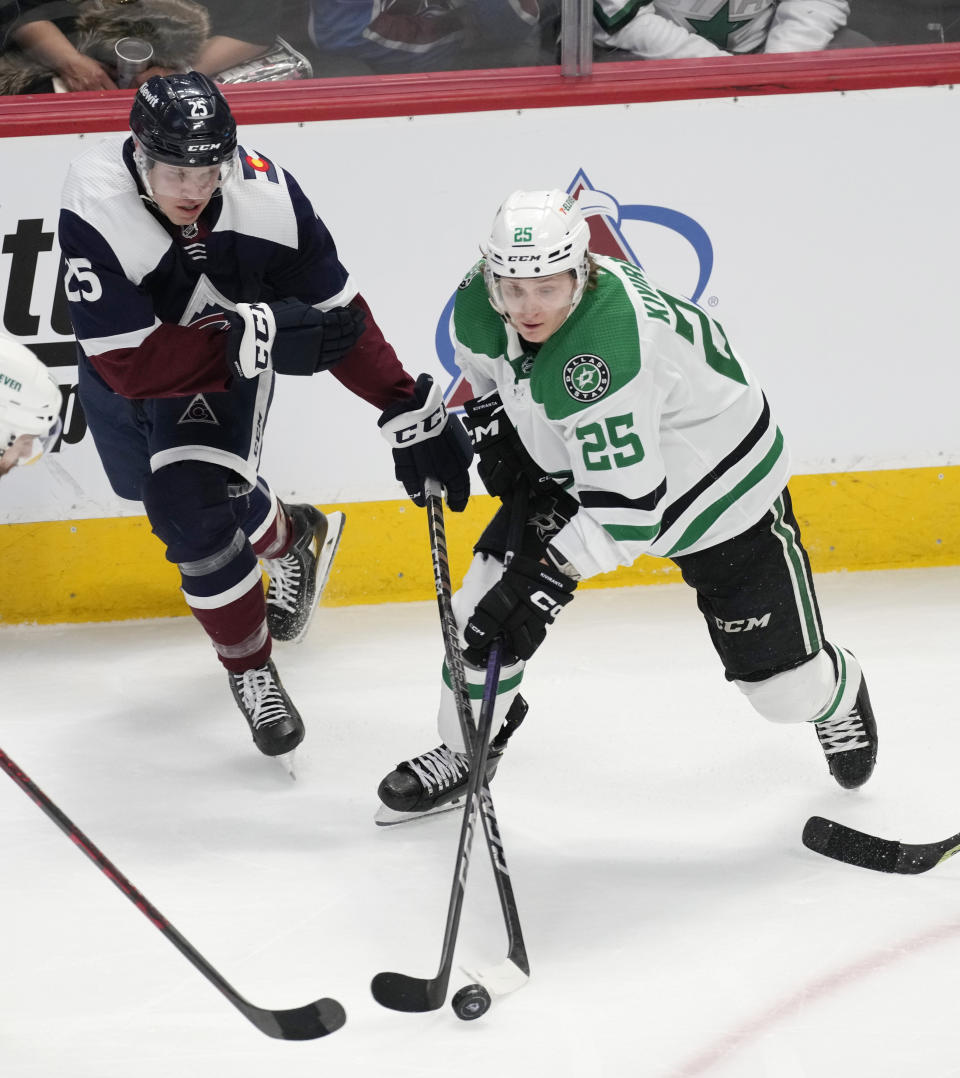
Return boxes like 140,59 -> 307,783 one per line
813,676 -> 878,789
263,504 -> 345,644
375,696 -> 527,826
229,659 -> 305,761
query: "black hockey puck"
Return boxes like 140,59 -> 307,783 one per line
451,983 -> 491,1021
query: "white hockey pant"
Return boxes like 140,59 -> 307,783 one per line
734,645 -> 862,725
438,551 -> 525,753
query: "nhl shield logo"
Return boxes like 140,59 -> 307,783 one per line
563,354 -> 610,402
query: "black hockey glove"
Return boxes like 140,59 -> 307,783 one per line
462,390 -> 564,507
463,555 -> 577,666
378,372 -> 473,512
228,299 -> 366,379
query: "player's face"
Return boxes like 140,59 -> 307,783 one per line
498,272 -> 577,342
148,162 -> 221,225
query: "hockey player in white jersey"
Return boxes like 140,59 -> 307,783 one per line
58,73 -> 472,767
593,0 -> 866,61
0,336 -> 62,478
376,188 -> 877,823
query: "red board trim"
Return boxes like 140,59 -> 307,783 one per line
1,44 -> 957,138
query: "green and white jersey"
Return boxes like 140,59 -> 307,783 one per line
452,254 -> 791,580
593,0 -> 849,58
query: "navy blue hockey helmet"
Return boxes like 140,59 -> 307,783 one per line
130,72 -> 237,168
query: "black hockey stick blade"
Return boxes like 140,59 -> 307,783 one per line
803,815 -> 960,875
237,997 -> 346,1040
370,970 -> 443,1013
0,748 -> 346,1040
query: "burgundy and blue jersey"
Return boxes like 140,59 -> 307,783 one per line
58,135 -> 413,409
58,136 -> 356,400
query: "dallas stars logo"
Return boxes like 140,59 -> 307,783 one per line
686,2 -> 750,50
563,354 -> 610,402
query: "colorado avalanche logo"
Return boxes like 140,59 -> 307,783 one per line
437,169 -> 715,409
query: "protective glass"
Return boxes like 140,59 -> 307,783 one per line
492,272 -> 577,316
134,143 -> 239,201
146,161 -> 224,199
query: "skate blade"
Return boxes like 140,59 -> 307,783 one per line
373,795 -> 465,827
286,511 -> 346,646
315,511 -> 345,604
273,750 -> 297,780
460,959 -> 529,997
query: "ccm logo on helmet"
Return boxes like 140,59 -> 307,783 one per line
186,142 -> 222,152
508,254 -> 542,262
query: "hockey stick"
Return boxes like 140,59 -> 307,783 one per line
0,747 -> 346,1040
371,479 -> 530,1012
426,479 -> 530,997
803,815 -> 960,875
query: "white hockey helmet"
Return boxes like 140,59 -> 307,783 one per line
0,336 -> 63,466
483,189 -> 591,318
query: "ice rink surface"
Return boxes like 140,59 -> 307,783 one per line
2,565 -> 959,1078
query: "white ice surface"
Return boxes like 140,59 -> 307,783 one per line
2,566 -> 959,1078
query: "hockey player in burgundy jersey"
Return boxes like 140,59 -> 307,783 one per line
376,189 -> 878,824
58,72 -> 472,767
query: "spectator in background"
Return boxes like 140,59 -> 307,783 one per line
130,0 -> 275,84
0,0 -> 207,95
593,0 -> 872,59
306,0 -> 541,75
196,0 -> 272,75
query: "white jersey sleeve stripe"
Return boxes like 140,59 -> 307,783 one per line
78,320 -> 160,358
312,275 -> 358,311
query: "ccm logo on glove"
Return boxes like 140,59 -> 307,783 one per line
529,589 -> 565,618
229,298 -> 366,380
235,302 -> 276,376
462,389 -> 561,503
463,554 -> 578,665
386,400 -> 447,445
378,373 -> 473,511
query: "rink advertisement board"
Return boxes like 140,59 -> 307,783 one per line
0,64 -> 958,619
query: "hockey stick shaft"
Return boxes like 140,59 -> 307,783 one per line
0,747 -> 345,1039
370,482 -> 529,1011
435,639 -> 505,988
371,639 -> 504,1011
803,815 -> 960,875
427,480 -> 530,981
426,482 -> 530,976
